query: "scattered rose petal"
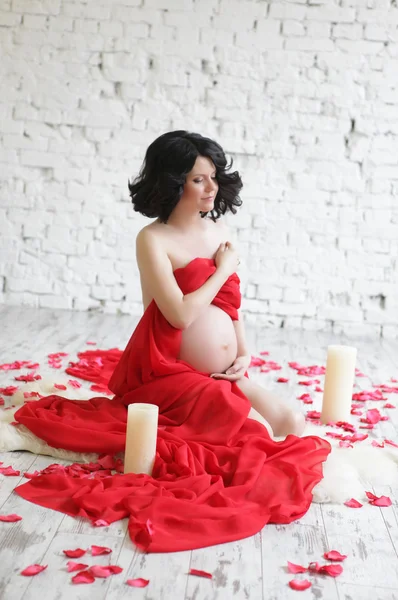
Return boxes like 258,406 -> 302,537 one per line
289,579 -> 311,591
63,548 -> 87,558
91,545 -> 112,556
72,570 -> 95,584
92,519 -> 110,527
318,564 -> 343,577
344,498 -> 363,508
86,341 -> 97,345
54,384 -> 67,390
385,439 -> 398,448
0,386 -> 18,396
339,441 -> 353,448
287,561 -> 307,574
68,379 -> 82,389
0,466 -> 21,476
306,410 -> 321,420
324,551 -> 347,562
15,373 -> 42,382
67,561 -> 89,573
21,564 -> 47,576
372,440 -> 385,448
315,386 -> 323,393
366,491 -> 392,507
188,569 -> 213,579
0,514 -> 22,522
126,578 -> 150,587
277,377 -> 289,383
384,403 -> 395,409
297,393 -> 313,404
89,565 -> 123,578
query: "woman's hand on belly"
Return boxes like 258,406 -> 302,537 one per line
210,355 -> 251,381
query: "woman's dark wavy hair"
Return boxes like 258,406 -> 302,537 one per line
128,130 -> 243,223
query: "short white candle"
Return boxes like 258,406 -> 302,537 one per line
124,403 -> 159,476
321,345 -> 357,424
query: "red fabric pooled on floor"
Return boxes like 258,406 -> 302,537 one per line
14,257 -> 331,553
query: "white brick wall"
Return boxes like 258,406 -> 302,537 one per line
1,0 -> 397,338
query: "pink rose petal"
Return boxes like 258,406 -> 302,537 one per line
0,514 -> 22,522
72,570 -> 95,584
324,550 -> 347,562
366,491 -> 392,507
63,548 -> 86,558
91,545 -> 112,556
92,518 -> 110,527
67,561 -> 89,573
371,440 -> 385,448
189,569 -> 213,579
344,498 -> 363,508
89,565 -> 123,578
384,439 -> 398,448
126,578 -> 150,587
0,466 -> 21,476
287,561 -> 307,574
318,564 -> 343,577
21,564 -> 47,576
289,579 -> 312,591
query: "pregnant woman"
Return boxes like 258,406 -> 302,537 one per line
13,131 -> 331,552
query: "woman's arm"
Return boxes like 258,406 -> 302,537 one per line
233,309 -> 249,357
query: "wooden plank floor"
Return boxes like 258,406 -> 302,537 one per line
0,305 -> 398,599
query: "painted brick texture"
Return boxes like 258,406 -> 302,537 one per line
0,0 -> 397,337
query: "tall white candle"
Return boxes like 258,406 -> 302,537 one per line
321,345 -> 357,424
124,403 -> 159,475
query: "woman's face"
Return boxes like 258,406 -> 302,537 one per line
180,156 -> 219,214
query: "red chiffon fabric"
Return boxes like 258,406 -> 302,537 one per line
15,258 -> 331,553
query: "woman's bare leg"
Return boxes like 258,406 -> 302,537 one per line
235,377 -> 306,437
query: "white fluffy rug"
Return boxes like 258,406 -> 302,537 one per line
1,378 -> 398,505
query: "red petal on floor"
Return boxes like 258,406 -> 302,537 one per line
319,564 -> 343,577
289,579 -> 311,591
89,565 -> 123,578
383,403 -> 395,410
339,441 -> 353,448
71,570 -> 95,584
287,561 -> 307,574
351,409 -> 363,416
344,498 -> 363,508
0,513 -> 22,522
189,569 -> 213,579
365,408 -> 382,424
306,410 -> 321,420
326,432 -> 344,440
66,561 -> 89,572
367,493 -> 392,507
20,564 -> 47,576
92,519 -> 110,527
0,466 -> 21,476
91,545 -> 112,556
371,440 -> 385,448
0,386 -> 18,396
277,377 -> 289,383
68,379 -> 82,389
63,548 -> 87,558
315,386 -> 323,393
126,578 -> 150,587
323,551 -> 347,562
359,424 -> 374,430
385,439 -> 398,448
54,384 -> 67,390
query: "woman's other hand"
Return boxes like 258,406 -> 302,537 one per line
210,355 -> 251,381
215,241 -> 239,277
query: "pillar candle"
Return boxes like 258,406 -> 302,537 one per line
124,403 -> 159,475
321,345 -> 357,424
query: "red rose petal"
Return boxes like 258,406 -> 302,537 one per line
339,441 -> 353,448
91,545 -> 112,556
384,403 -> 395,409
384,439 -> 398,448
21,564 -> 47,576
289,579 -> 312,591
126,578 -> 150,587
92,518 -> 110,527
189,569 -> 213,579
366,491 -> 392,507
63,548 -> 87,558
67,561 -> 89,573
86,341 -> 97,345
287,561 -> 307,574
372,440 -> 385,448
89,565 -> 123,578
277,377 -> 289,383
324,550 -> 347,562
72,570 -> 95,584
344,498 -> 363,508
54,384 -> 67,390
68,379 -> 82,389
0,514 -> 22,522
319,564 -> 343,577
0,466 -> 21,476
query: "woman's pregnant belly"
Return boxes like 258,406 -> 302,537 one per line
178,305 -> 238,374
